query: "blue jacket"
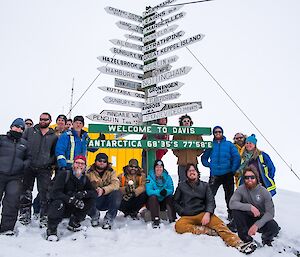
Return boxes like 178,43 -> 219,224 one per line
201,136 -> 241,176
146,169 -> 174,202
55,129 -> 88,169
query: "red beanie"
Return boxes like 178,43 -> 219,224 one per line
74,155 -> 86,164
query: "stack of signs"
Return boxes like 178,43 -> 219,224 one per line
87,0 -> 204,125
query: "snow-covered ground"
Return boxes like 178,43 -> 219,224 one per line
1,176 -> 299,257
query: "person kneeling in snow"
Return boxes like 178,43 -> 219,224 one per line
46,155 -> 97,241
174,164 -> 257,254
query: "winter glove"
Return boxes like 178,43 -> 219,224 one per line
160,189 -> 167,197
122,191 -> 136,201
75,191 -> 87,200
68,196 -> 85,209
125,180 -> 135,194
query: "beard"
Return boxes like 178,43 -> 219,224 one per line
39,122 -> 50,129
95,163 -> 107,172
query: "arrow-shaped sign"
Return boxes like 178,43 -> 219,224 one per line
116,21 -> 143,34
110,47 -> 143,61
87,111 -> 142,125
143,55 -> 179,72
141,102 -> 165,115
151,64 -> 172,76
124,34 -> 143,42
105,6 -> 142,23
115,78 -> 142,91
98,66 -> 143,81
143,25 -> 178,44
110,39 -> 142,52
103,96 -> 144,108
143,6 -> 182,25
98,86 -> 145,99
145,92 -> 181,104
143,0 -> 177,17
146,81 -> 184,97
97,56 -> 143,71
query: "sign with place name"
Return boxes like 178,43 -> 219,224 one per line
142,31 -> 185,53
145,92 -> 180,104
142,66 -> 192,88
143,12 -> 186,34
97,56 -> 143,71
143,6 -> 182,25
105,6 -> 142,23
98,86 -> 145,99
110,39 -> 142,51
124,34 -> 143,42
88,139 -> 212,150
111,47 -> 143,61
143,34 -> 205,61
143,55 -> 179,72
146,81 -> 184,97
164,101 -> 202,109
142,103 -> 202,122
86,111 -> 142,125
151,64 -> 172,76
98,66 -> 143,81
89,124 -> 212,135
103,96 -> 144,108
116,21 -> 143,34
143,0 -> 177,17
141,102 -> 165,115
115,78 -> 142,91
143,25 -> 178,43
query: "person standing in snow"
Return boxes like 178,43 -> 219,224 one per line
233,132 -> 247,187
229,165 -> 280,246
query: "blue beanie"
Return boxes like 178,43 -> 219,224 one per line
213,126 -> 223,134
11,118 -> 25,129
246,134 -> 257,145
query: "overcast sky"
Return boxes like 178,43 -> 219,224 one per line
1,0 -> 299,192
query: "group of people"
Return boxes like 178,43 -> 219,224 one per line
0,113 -> 279,254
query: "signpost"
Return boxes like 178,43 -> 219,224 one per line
143,55 -> 179,72
145,92 -> 180,104
110,47 -> 143,61
103,96 -> 144,108
98,66 -> 143,80
105,6 -> 142,23
115,78 -> 142,91
86,111 -> 142,125
116,21 -> 143,34
110,39 -> 142,52
97,56 -> 143,71
141,102 -> 165,115
124,34 -> 143,42
143,25 -> 178,44
143,6 -> 182,25
146,81 -> 184,97
98,86 -> 145,99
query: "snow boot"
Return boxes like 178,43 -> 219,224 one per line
237,241 -> 257,254
67,216 -> 81,232
152,217 -> 160,229
0,230 -> 15,236
91,210 -> 100,227
39,216 -> 48,228
102,219 -> 112,230
19,207 -> 31,225
46,228 -> 59,242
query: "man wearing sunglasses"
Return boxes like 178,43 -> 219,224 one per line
229,166 -> 280,247
233,133 -> 247,188
86,153 -> 121,229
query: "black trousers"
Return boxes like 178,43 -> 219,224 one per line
209,173 -> 234,217
0,174 -> 23,232
47,198 -> 94,230
119,192 -> 147,215
232,209 -> 280,244
147,195 -> 176,222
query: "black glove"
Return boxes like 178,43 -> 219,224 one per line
160,189 -> 167,197
125,185 -> 135,194
122,191 -> 135,201
75,191 -> 87,200
68,196 -> 85,209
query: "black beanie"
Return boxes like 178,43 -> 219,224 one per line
73,115 -> 85,125
95,152 -> 108,162
154,159 -> 164,170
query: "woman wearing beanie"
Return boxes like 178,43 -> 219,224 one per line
236,134 -> 276,196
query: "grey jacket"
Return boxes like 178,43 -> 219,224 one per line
174,180 -> 216,216
229,184 -> 274,228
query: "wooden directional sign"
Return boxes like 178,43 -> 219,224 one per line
87,111 -> 142,125
141,102 -> 165,115
98,86 -> 145,99
143,55 -> 179,72
143,34 -> 205,61
143,0 -> 177,17
142,66 -> 192,88
98,66 -> 143,81
103,96 -> 144,108
111,47 -> 143,61
142,103 -> 202,122
165,101 -> 202,109
143,12 -> 186,34
116,21 -> 143,34
97,56 -> 143,71
88,139 -> 212,150
110,39 -> 142,52
145,92 -> 180,104
143,6 -> 182,25
151,64 -> 172,76
146,81 -> 184,97
89,123 -> 212,135
105,6 -> 142,23
124,34 -> 143,42
143,25 -> 178,44
115,78 -> 142,91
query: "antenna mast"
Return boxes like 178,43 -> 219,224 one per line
69,78 -> 74,119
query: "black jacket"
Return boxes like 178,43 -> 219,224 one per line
50,170 -> 97,203
173,180 -> 216,216
23,125 -> 57,168
0,132 -> 31,176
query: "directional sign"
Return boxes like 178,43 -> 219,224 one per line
98,66 -> 143,81
143,6 -> 182,25
98,86 -> 145,99
143,0 -> 177,17
151,64 -> 172,76
143,25 -> 178,44
89,124 -> 212,135
116,21 -> 143,34
142,31 -> 185,53
86,111 -> 142,125
142,66 -> 192,88
110,39 -> 142,51
97,56 -> 143,71
124,34 -> 143,42
115,78 -> 142,91
146,81 -> 184,97
143,12 -> 186,34
111,47 -> 143,61
88,139 -> 212,150
164,101 -> 202,109
143,34 -> 205,61
141,102 -> 165,115
105,6 -> 142,23
103,96 -> 144,108
142,103 -> 202,122
145,92 -> 180,104
143,55 -> 179,72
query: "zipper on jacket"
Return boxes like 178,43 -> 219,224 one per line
9,139 -> 17,173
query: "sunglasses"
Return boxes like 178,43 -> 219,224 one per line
40,118 -> 50,121
129,165 -> 138,169
235,136 -> 244,140
97,159 -> 107,163
14,125 -> 25,130
214,131 -> 222,134
244,175 -> 256,180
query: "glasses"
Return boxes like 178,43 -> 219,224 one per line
40,118 -> 50,121
244,175 -> 256,180
74,161 -> 85,165
130,165 -> 138,169
97,159 -> 107,163
25,122 -> 32,125
14,125 -> 25,130
214,131 -> 222,134
235,136 -> 244,140
182,119 -> 191,123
